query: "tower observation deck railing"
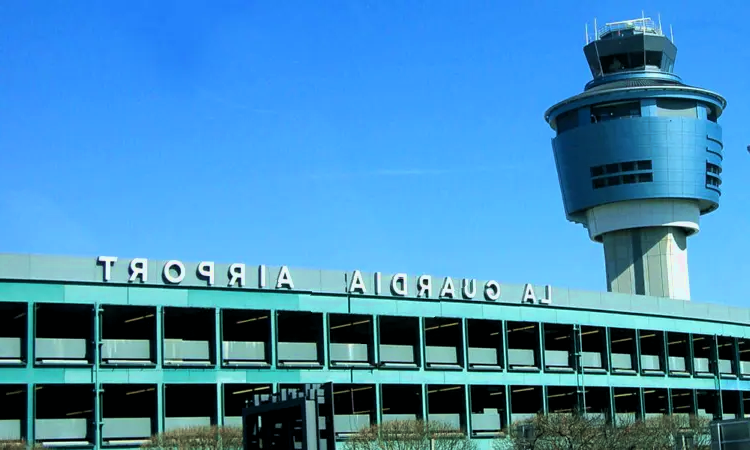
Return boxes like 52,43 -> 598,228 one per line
587,17 -> 669,44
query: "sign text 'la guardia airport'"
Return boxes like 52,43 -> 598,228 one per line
96,256 -> 553,305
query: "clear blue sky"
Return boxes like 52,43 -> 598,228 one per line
0,1 -> 747,306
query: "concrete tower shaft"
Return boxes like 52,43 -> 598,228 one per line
545,17 -> 727,300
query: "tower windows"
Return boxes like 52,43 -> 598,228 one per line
706,106 -> 718,123
590,160 -> 653,190
656,99 -> 698,118
555,110 -> 579,134
591,101 -> 641,123
706,162 -> 722,190
599,51 -> 668,74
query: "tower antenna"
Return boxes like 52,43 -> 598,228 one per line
642,10 -> 647,67
670,24 -> 674,43
594,17 -> 598,40
585,23 -> 589,44
658,13 -> 663,35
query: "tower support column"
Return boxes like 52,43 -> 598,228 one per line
602,226 -> 690,300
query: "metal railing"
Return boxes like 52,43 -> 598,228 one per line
586,16 -> 671,44
599,18 -> 661,37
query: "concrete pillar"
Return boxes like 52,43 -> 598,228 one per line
602,226 -> 690,300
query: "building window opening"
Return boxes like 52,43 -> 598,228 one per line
221,309 -> 270,368
591,101 -> 641,123
738,339 -> 750,378
645,51 -> 663,68
671,389 -> 694,420
277,311 -> 323,368
542,324 -> 574,372
609,328 -> 636,374
101,305 -> 156,366
165,384 -> 216,431
717,336 -> 736,378
378,316 -> 420,368
721,391 -> 741,420
424,318 -> 463,370
592,178 -> 606,189
427,385 -> 466,431
590,166 -> 605,177
692,334 -> 713,377
667,332 -> 690,376
469,386 -> 506,437
35,303 -> 93,366
0,303 -> 26,365
35,384 -> 94,445
163,307 -> 215,367
547,386 -> 579,415
707,162 -> 722,175
555,109 -> 579,135
329,314 -> 373,368
580,326 -> 606,373
707,107 -> 718,123
506,322 -> 539,371
613,388 -> 639,426
656,99 -> 698,118
0,385 -> 26,441
381,384 -> 422,422
467,319 -> 502,371
332,384 -> 375,439
696,390 -> 719,421
102,384 -> 156,445
639,173 -> 654,183
643,388 -> 668,419
599,53 -> 630,73
510,386 -> 542,424
584,387 -> 610,420
223,384 -> 272,427
639,330 -> 664,375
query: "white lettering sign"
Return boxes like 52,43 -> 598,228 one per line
439,277 -> 455,299
97,256 -> 117,282
197,261 -> 215,286
276,266 -> 294,289
416,275 -> 432,298
163,260 -> 185,284
349,270 -> 366,294
95,257 -> 552,305
228,263 -> 245,287
484,280 -> 501,301
391,273 -> 408,296
522,283 -> 553,305
129,258 -> 148,283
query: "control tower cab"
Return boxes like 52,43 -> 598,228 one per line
544,17 -> 727,300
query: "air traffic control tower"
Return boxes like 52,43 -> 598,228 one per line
544,17 -> 727,300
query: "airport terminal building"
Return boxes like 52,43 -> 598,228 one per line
0,16 -> 737,450
1,255 -> 750,448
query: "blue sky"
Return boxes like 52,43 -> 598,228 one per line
0,1 -> 747,306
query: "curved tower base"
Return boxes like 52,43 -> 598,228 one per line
602,226 -> 690,300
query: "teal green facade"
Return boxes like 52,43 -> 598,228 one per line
0,254 -> 749,449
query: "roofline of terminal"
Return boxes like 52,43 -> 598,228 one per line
0,252 -> 748,327
544,85 -> 727,124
